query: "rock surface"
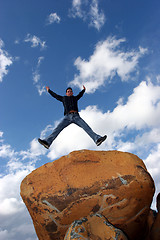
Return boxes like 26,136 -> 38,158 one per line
20,150 -> 155,240
64,213 -> 128,240
149,193 -> 160,240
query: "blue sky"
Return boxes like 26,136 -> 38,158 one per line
0,0 -> 160,239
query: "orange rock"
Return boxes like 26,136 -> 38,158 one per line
149,213 -> 160,240
149,193 -> 160,240
157,193 -> 160,212
20,150 -> 155,240
64,213 -> 128,240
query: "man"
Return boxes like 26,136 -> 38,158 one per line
38,85 -> 107,149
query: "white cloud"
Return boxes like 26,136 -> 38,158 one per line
109,80 -> 160,130
0,39 -> 13,82
47,12 -> 61,24
32,56 -> 46,95
33,56 -> 44,84
89,0 -> 106,31
24,34 -> 47,49
69,0 -> 86,19
0,133 -> 38,216
0,198 -> 23,215
0,229 -> 8,240
37,85 -> 46,96
40,124 -> 55,139
20,138 -> 47,160
0,135 -> 41,238
33,72 -> 40,84
145,144 -> 160,209
0,144 -> 15,159
37,56 -> 44,67
117,128 -> 160,152
145,144 -> 160,180
0,131 -> 4,138
0,170 -> 31,215
70,37 -> 147,93
0,211 -> 37,240
69,0 -> 105,30
0,134 -> 38,239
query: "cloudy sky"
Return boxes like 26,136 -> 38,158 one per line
0,0 -> 160,239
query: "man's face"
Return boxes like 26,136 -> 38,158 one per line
66,89 -> 73,96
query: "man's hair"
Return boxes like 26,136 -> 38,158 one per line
66,87 -> 73,93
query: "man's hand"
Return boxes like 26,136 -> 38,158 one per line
46,86 -> 50,92
83,85 -> 86,91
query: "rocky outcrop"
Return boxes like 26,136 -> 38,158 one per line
20,150 -> 155,240
149,193 -> 160,240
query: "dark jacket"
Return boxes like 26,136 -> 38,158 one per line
48,89 -> 85,115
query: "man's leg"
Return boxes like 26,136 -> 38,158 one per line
73,114 -> 105,144
41,115 -> 71,147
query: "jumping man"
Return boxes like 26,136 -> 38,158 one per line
38,85 -> 107,149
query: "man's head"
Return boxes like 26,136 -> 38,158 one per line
66,87 -> 73,96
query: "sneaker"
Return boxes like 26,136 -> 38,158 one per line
38,138 -> 49,149
96,135 -> 107,146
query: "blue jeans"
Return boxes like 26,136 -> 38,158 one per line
44,113 -> 101,146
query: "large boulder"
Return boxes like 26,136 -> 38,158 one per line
20,150 -> 155,240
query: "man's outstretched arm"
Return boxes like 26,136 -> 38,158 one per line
76,85 -> 86,100
46,86 -> 63,102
